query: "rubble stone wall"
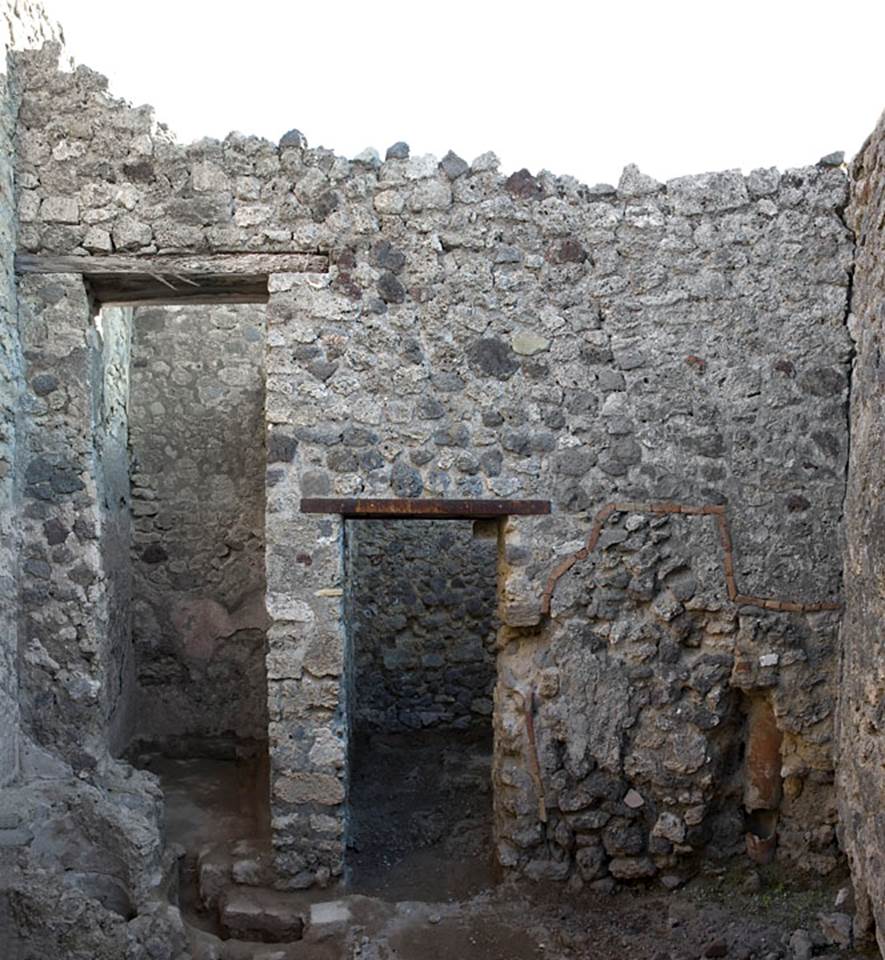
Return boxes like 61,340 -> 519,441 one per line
10,44 -> 854,893
0,11 -> 189,959
0,0 -> 61,786
839,112 -> 885,953
128,303 -> 269,747
17,275 -> 134,768
346,519 -> 497,732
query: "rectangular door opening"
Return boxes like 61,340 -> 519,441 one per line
343,517 -> 500,900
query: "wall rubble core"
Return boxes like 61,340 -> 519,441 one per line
0,5 -> 883,956
542,500 -> 843,616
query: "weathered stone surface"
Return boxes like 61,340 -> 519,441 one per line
618,163 -> 661,196
305,899 -> 351,942
511,331 -> 550,356
275,773 -> 346,806
840,110 -> 885,956
608,856 -> 657,880
219,887 -> 305,942
279,128 -> 307,149
505,168 -> 543,199
440,150 -> 469,180
818,912 -> 853,949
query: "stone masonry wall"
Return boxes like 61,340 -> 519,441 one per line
17,275 -> 134,769
0,12 -> 190,956
0,0 -> 61,786
128,302 -> 269,747
839,112 -> 885,953
530,508 -> 842,883
96,303 -> 134,755
346,519 -> 497,732
11,44 -> 854,891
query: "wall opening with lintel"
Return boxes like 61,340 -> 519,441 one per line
343,516 -> 499,898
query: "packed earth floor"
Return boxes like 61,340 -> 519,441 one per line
143,741 -> 870,960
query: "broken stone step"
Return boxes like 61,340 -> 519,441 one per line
303,899 -> 352,943
218,887 -> 306,943
198,842 -> 233,909
230,838 -> 276,887
189,924 -> 317,960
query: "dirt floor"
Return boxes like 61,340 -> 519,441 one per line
347,727 -> 496,901
141,738 -> 871,960
140,749 -> 271,939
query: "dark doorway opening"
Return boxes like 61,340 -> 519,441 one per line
344,517 -> 500,900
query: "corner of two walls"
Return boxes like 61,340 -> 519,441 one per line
11,285 -> 271,768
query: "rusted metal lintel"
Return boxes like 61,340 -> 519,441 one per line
300,497 -> 551,520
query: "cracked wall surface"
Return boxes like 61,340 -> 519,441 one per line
0,19 -> 875,949
128,302 -> 269,749
839,111 -> 885,954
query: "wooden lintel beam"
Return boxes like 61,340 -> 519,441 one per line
87,274 -> 270,306
300,498 -> 552,520
15,251 -> 329,276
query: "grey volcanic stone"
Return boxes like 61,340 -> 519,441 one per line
441,150 -> 469,179
385,141 -> 410,160
219,887 -> 304,942
390,461 -> 423,498
373,240 -> 406,273
466,337 -> 520,380
378,271 -> 406,304
30,373 -> 58,395
279,128 -> 307,148
268,432 -> 298,463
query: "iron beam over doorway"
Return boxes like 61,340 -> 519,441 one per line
300,498 -> 551,519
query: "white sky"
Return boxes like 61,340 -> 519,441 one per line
51,0 -> 885,185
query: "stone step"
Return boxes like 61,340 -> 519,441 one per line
218,886 -> 306,943
189,923 -> 336,960
198,838 -> 276,910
